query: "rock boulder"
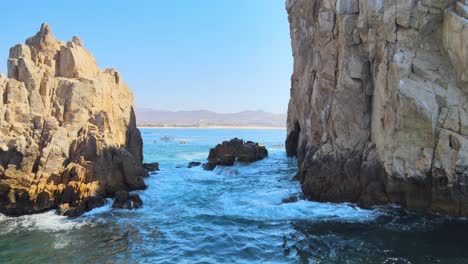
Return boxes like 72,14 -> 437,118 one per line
204,138 -> 268,170
143,162 -> 159,172
111,190 -> 143,210
188,161 -> 202,168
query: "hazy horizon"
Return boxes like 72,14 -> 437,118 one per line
136,107 -> 287,115
0,1 -> 292,113
136,108 -> 287,127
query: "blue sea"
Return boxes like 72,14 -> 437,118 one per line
1,128 -> 468,263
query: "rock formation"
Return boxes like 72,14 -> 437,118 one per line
204,138 -> 268,170
285,0 -> 468,215
0,24 -> 149,216
188,161 -> 202,168
111,190 -> 143,210
143,162 -> 159,172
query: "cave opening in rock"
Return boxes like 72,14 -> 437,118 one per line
286,120 -> 300,157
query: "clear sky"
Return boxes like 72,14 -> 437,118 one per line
0,0 -> 292,114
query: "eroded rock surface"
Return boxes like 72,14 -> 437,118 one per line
111,190 -> 143,210
143,162 -> 159,172
0,24 -> 149,216
286,0 -> 468,215
204,138 -> 268,170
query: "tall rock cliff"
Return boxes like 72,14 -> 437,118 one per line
0,24 -> 148,216
285,0 -> 468,215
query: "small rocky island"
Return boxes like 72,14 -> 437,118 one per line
204,138 -> 268,170
0,24 -> 155,217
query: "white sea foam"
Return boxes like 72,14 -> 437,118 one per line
0,211 -> 89,234
82,199 -> 113,217
0,213 -> 8,222
222,199 -> 378,222
179,152 -> 207,161
53,233 -> 73,249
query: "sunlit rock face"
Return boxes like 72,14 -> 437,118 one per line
0,24 -> 148,216
285,0 -> 468,215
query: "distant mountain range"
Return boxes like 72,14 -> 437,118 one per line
135,108 -> 287,128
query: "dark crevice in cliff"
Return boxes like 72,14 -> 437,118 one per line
286,121 -> 301,157
2,86 -> 7,105
0,149 -> 23,170
32,119 -> 49,174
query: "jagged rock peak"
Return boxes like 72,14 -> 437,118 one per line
72,36 -> 84,46
25,23 -> 56,50
7,23 -> 102,80
0,24 -> 150,217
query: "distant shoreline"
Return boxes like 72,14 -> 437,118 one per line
137,125 -> 286,130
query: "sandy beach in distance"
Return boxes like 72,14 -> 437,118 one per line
137,125 -> 286,130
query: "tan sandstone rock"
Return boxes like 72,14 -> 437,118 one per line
286,0 -> 468,216
0,23 -> 149,216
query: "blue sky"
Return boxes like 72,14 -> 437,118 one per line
0,0 -> 292,113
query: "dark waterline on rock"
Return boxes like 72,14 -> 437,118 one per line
1,129 -> 468,263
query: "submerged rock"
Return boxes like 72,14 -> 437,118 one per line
160,136 -> 174,142
203,138 -> 268,170
281,193 -> 304,204
0,24 -> 149,216
188,161 -> 202,168
286,0 -> 468,216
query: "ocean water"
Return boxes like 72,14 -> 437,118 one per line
1,128 -> 468,263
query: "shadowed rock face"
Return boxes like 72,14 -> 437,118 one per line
0,23 -> 149,216
286,0 -> 468,216
204,138 -> 268,170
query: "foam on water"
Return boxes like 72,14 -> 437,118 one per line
178,151 -> 207,161
82,199 -> 113,216
0,211 -> 89,234
222,199 -> 378,222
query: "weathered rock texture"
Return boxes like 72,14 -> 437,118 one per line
286,0 -> 468,215
204,138 -> 268,170
0,24 -> 148,216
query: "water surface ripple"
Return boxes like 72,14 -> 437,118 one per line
1,129 -> 468,263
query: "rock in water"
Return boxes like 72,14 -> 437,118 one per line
286,0 -> 468,216
204,138 -> 268,170
0,24 -> 149,216
188,161 -> 202,168
111,190 -> 143,210
143,162 -> 159,172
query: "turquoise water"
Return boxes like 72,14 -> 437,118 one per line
1,128 -> 468,263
